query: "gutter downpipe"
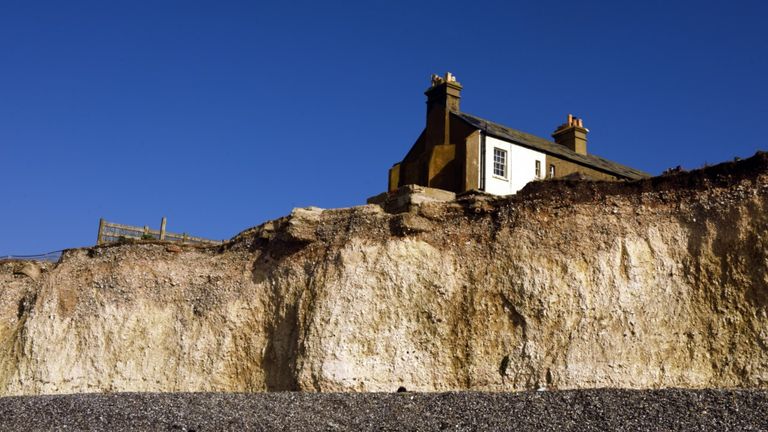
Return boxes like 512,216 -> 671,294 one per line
479,129 -> 486,191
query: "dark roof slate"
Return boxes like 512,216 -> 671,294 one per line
454,112 -> 650,180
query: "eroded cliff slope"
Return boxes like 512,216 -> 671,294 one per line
2,154 -> 768,395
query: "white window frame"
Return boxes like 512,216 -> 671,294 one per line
493,147 -> 507,179
535,160 -> 541,179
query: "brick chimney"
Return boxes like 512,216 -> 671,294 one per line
421,72 -> 462,152
552,114 -> 588,155
425,72 -> 462,115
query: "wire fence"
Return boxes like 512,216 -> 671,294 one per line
2,218 -> 222,262
0,250 -> 63,262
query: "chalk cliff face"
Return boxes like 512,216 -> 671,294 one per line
2,154 -> 768,395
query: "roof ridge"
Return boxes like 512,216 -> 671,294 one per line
453,111 -> 651,179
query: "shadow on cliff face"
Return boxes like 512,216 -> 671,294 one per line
251,239 -> 307,391
262,302 -> 300,391
682,195 -> 768,311
676,181 -> 768,385
722,201 -> 768,310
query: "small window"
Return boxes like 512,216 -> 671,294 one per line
549,164 -> 556,178
493,148 -> 507,178
535,160 -> 541,178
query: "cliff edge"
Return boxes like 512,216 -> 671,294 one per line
2,153 -> 768,395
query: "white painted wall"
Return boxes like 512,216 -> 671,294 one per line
482,135 -> 546,196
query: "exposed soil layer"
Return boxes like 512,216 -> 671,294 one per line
0,389 -> 767,431
517,151 -> 768,203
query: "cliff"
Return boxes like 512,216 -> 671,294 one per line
2,153 -> 768,395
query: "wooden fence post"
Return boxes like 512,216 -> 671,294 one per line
160,217 -> 167,240
97,218 -> 105,245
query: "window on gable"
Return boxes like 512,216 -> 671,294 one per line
549,164 -> 556,178
493,148 -> 507,178
535,160 -> 541,178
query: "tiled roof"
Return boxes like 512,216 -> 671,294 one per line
454,112 -> 651,180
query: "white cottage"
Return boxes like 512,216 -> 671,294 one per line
387,73 -> 648,195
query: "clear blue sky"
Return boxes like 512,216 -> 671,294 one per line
2,0 -> 767,254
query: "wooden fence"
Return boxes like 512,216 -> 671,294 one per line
96,217 -> 223,246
